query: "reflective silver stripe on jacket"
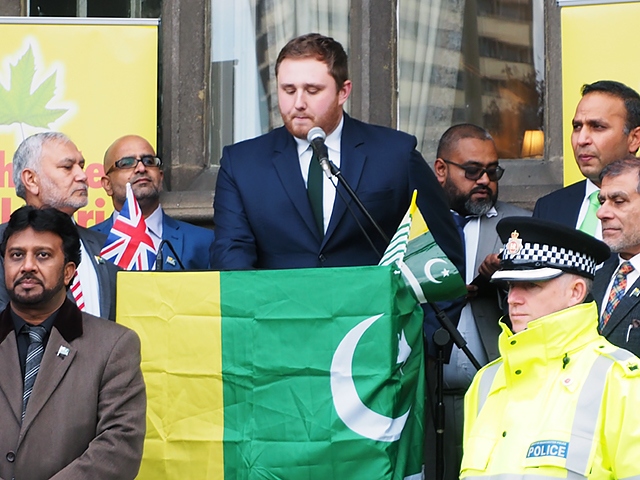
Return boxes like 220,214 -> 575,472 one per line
564,354 -> 614,475
476,361 -> 501,415
472,348 -> 629,478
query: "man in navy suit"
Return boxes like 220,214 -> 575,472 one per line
533,80 -> 640,237
92,135 -> 215,270
210,33 -> 462,271
592,156 -> 640,357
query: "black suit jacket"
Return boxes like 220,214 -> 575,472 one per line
593,255 -> 640,357
0,224 -> 119,321
532,180 -> 586,228
211,113 -> 463,272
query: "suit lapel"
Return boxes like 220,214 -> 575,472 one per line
602,275 -> 640,337
474,213 -> 502,275
0,327 -> 24,425
592,256 -> 618,310
161,214 -> 184,270
324,115 -> 367,244
271,129 -> 321,239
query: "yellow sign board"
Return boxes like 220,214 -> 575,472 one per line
0,18 -> 158,226
561,3 -> 640,185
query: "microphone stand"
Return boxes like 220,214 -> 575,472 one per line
155,239 -> 186,270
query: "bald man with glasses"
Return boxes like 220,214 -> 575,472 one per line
425,123 -> 530,480
92,135 -> 215,270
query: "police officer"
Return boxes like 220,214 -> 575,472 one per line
461,217 -> 640,479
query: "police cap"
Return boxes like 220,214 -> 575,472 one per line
491,217 -> 610,282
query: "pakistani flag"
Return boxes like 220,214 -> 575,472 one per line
118,266 -> 424,479
380,191 -> 466,303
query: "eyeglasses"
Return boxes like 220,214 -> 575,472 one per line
442,159 -> 505,181
106,155 -> 162,174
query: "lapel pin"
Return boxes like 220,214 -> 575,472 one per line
632,288 -> 640,298
95,255 -> 105,265
166,256 -> 176,266
57,346 -> 70,358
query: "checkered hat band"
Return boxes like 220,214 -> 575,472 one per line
501,242 -> 598,276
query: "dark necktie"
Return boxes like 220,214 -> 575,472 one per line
452,212 -> 469,246
22,325 -> 47,420
307,150 -> 324,236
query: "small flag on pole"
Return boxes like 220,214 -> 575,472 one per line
380,190 -> 466,302
100,182 -> 156,270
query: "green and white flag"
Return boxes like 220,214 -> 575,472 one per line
118,266 -> 425,479
380,191 -> 467,303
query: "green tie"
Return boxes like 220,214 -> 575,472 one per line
307,150 -> 324,236
579,190 -> 600,236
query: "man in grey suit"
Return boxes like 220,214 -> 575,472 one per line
426,124 -> 530,480
593,156 -> 640,357
0,206 -> 145,479
0,132 -> 119,320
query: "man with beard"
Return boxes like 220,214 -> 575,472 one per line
425,124 -> 530,480
0,206 -> 146,479
590,156 -> 640,357
0,132 -> 119,320
533,80 -> 640,238
92,135 -> 215,270
210,33 -> 462,272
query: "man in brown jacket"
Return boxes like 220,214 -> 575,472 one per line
0,206 -> 146,480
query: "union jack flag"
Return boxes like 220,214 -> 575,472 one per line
100,182 -> 157,270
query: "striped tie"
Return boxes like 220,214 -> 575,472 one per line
601,261 -> 634,329
71,271 -> 86,311
22,325 -> 47,420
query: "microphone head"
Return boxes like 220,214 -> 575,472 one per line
307,127 -> 326,143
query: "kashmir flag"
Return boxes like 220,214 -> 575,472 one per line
100,182 -> 156,270
117,266 -> 425,479
380,191 -> 466,303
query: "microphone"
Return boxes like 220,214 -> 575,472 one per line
155,239 -> 186,270
307,127 -> 333,178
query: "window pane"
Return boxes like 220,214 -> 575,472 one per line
398,0 -> 544,159
208,0 -> 350,163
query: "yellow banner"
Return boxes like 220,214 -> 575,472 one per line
561,3 -> 640,185
0,19 -> 158,226
117,271 -> 224,479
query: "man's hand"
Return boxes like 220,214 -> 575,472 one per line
478,253 -> 501,279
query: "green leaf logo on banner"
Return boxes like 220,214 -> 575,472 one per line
331,313 -> 411,442
0,44 -> 69,130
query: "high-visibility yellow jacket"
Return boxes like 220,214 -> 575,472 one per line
461,302 -> 640,479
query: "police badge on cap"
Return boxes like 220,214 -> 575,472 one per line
491,217 -> 610,282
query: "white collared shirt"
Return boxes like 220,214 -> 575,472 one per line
295,117 -> 344,234
142,205 -> 164,251
576,179 -> 602,240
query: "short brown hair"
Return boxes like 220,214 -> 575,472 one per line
275,33 -> 349,89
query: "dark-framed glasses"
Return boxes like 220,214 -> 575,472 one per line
442,159 -> 505,181
107,155 -> 162,174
